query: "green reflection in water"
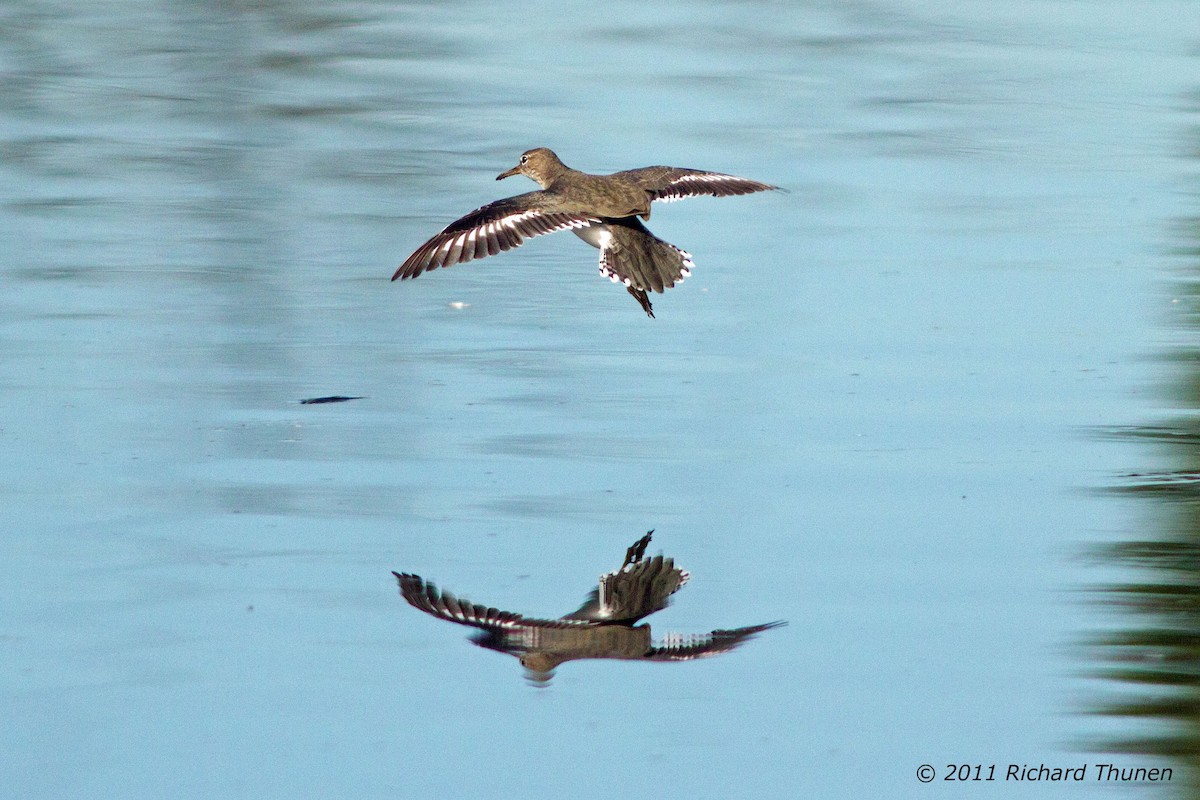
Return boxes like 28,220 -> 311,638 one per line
1089,148 -> 1200,793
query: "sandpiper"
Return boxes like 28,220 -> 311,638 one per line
393,531 -> 785,684
392,148 -> 778,317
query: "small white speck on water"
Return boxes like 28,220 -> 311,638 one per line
448,301 -> 470,310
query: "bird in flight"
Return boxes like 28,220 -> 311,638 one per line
393,530 -> 784,684
392,148 -> 779,317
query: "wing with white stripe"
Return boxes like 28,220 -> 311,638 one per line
392,193 -> 598,281
645,621 -> 786,661
394,572 -> 587,632
609,166 -> 779,203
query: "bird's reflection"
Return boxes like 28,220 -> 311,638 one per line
393,531 -> 784,685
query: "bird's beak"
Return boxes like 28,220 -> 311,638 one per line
496,164 -> 521,181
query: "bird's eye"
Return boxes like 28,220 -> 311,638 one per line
520,155 -> 528,164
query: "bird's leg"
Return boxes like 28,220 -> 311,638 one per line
628,286 -> 654,318
623,530 -> 653,567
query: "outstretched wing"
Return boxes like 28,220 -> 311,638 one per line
394,572 -> 583,631
392,192 -> 599,281
645,621 -> 787,661
609,166 -> 779,203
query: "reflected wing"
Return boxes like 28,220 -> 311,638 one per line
394,572 -> 583,631
609,166 -> 779,203
392,192 -> 599,281
645,621 -> 786,661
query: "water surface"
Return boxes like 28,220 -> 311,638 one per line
1,1 -> 1196,798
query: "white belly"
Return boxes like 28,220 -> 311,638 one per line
572,224 -> 612,250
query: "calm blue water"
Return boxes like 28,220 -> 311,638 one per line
2,1 -> 1196,797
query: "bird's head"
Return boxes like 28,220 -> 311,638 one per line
497,147 -> 567,188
